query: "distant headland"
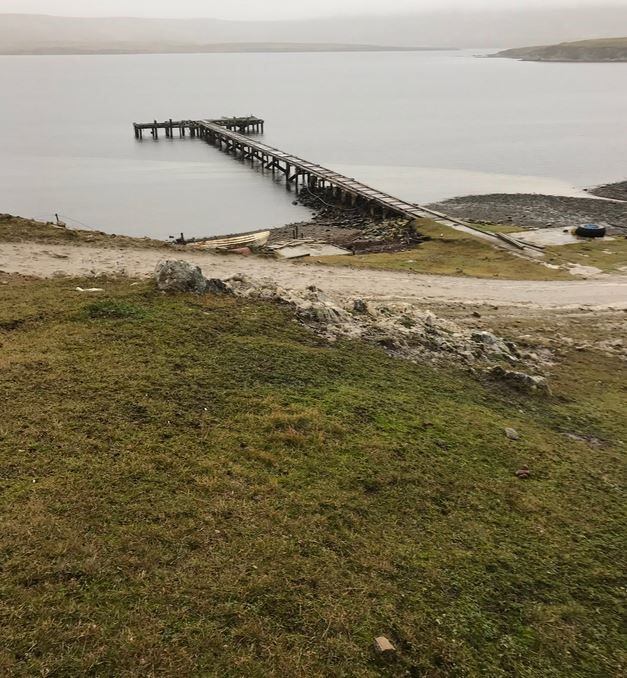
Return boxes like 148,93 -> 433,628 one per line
491,37 -> 627,63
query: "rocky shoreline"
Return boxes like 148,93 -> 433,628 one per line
268,182 -> 627,248
585,180 -> 627,202
268,186 -> 426,253
428,191 -> 627,232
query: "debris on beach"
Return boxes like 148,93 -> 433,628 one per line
269,241 -> 352,259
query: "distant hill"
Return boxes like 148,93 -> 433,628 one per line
492,37 -> 627,62
2,8 -> 627,54
0,41 -> 436,56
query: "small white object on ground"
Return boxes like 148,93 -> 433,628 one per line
505,427 -> 520,440
373,636 -> 395,653
75,287 -> 104,293
274,243 -> 352,259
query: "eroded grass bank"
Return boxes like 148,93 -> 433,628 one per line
0,278 -> 624,676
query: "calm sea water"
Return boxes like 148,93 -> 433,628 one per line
0,50 -> 625,238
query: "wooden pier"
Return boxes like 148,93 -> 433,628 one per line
132,115 -> 540,251
133,116 -> 264,140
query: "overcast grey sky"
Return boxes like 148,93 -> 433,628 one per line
0,0 -> 622,21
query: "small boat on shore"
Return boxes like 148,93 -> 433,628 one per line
185,230 -> 271,250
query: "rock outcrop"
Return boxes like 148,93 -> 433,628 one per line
154,262 -> 552,390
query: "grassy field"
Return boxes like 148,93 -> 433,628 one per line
311,220 -> 627,278
310,220 -> 573,280
0,214 -> 167,249
545,237 -> 627,274
466,223 -> 527,235
0,277 -> 624,676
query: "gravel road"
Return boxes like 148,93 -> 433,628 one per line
2,241 -> 626,309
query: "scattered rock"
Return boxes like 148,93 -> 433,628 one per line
505,427 -> 520,441
353,298 -> 369,314
515,466 -> 531,479
563,432 -> 603,447
205,278 -> 232,295
226,275 -> 547,371
156,263 -> 550,378
471,331 -> 514,359
373,636 -> 395,654
154,260 -> 207,294
489,366 -> 551,394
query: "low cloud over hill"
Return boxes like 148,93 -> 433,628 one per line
2,7 -> 627,53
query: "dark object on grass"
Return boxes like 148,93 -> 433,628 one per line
516,466 -> 531,479
490,366 -> 551,395
576,223 -> 606,238
205,278 -> 232,295
353,298 -> 368,314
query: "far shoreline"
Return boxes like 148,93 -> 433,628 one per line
0,44 -> 455,57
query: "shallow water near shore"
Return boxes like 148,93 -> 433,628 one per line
0,50 -> 626,239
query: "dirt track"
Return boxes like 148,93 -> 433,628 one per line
1,241 -> 626,309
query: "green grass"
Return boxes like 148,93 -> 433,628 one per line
310,220 -> 573,280
468,222 -> 525,235
545,236 -> 627,273
0,214 -> 167,248
0,278 -> 624,676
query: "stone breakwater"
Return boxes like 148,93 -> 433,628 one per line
155,260 -> 552,393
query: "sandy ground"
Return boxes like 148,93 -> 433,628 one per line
2,241 -> 626,309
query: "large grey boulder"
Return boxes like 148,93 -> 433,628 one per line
154,260 -> 207,294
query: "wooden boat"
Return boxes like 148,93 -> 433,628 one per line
186,230 -> 271,250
